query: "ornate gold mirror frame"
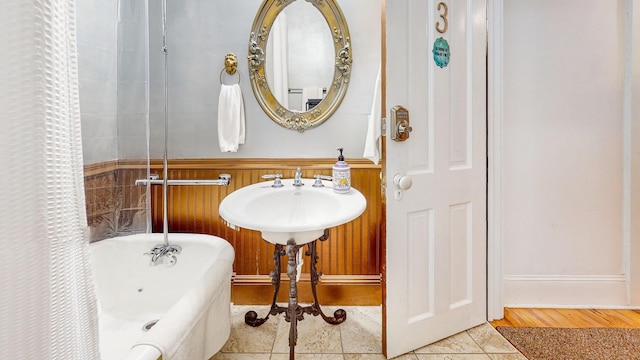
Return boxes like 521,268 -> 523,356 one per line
248,0 -> 352,132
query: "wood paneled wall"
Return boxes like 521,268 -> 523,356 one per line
85,158 -> 383,304
146,159 -> 382,280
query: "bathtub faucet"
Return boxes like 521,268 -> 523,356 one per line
145,243 -> 182,266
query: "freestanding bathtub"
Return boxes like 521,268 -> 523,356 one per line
90,233 -> 235,360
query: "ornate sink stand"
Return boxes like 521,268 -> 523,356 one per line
244,230 -> 346,360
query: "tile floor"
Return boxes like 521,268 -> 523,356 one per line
212,305 -> 528,360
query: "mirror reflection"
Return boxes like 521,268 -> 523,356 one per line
266,1 -> 334,112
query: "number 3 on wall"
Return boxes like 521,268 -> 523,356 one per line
436,2 -> 448,34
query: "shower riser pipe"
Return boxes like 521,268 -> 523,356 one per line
161,0 -> 169,246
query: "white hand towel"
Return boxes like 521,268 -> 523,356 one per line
363,66 -> 382,164
267,13 -> 289,108
218,84 -> 246,152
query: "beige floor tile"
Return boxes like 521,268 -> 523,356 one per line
343,354 -> 387,360
211,353 -> 272,360
414,332 -> 484,354
222,305 -> 522,360
221,305 -> 279,353
389,353 -> 419,360
416,355 -> 491,360
465,324 -> 518,354
486,354 -> 528,360
342,306 -> 382,320
270,354 -> 345,360
272,307 -> 343,354
340,306 -> 383,354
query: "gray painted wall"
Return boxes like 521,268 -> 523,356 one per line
77,0 -> 119,164
117,0 -> 150,161
78,0 -> 381,163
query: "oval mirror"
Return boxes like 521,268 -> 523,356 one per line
248,0 -> 352,132
265,1 -> 334,112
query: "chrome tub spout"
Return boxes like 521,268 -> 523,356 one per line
145,243 -> 182,266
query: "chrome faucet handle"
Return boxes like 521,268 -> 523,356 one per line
151,248 -> 165,262
166,244 -> 182,254
145,246 -> 166,262
312,174 -> 332,187
145,243 -> 183,265
262,173 -> 284,188
293,167 -> 304,187
144,243 -> 182,267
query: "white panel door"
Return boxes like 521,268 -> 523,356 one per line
384,0 -> 487,357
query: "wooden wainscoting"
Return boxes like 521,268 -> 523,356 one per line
140,158 -> 382,305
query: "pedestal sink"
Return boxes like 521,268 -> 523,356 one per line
219,178 -> 366,245
219,177 -> 366,360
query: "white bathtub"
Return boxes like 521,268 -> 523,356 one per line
90,233 -> 235,360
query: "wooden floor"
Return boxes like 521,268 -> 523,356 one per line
491,308 -> 640,328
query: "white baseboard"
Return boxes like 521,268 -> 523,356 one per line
503,274 -> 629,308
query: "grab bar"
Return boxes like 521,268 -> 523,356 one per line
135,174 -> 231,186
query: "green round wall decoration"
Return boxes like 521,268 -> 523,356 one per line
432,37 -> 450,68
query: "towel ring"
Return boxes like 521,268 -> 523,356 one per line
220,68 -> 241,85
220,52 -> 241,85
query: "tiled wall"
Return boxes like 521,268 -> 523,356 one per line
84,162 -> 148,242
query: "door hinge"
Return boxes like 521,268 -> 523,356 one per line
381,117 -> 387,136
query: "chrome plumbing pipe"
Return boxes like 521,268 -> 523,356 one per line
161,0 -> 169,246
134,175 -> 232,187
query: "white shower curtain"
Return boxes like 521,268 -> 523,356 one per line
0,1 -> 100,359
266,13 -> 289,108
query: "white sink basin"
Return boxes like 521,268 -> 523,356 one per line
219,178 -> 366,245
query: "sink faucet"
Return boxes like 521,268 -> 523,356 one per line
293,167 -> 304,187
